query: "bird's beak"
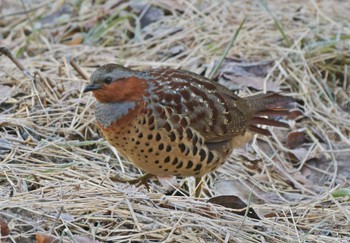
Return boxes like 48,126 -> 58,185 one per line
83,83 -> 101,93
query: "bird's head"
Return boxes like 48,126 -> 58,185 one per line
84,63 -> 149,103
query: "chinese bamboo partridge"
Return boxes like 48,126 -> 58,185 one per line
84,64 -> 294,196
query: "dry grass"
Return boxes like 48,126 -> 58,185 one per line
1,0 -> 350,242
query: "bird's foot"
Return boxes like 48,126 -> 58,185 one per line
111,173 -> 155,190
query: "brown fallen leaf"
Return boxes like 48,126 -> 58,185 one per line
218,58 -> 279,91
302,143 -> 350,185
36,232 -> 59,243
0,219 -> 10,238
214,179 -> 308,205
285,109 -> 303,120
208,195 -> 260,220
61,33 -> 85,46
286,130 -> 307,149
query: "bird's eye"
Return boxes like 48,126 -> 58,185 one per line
104,77 -> 112,84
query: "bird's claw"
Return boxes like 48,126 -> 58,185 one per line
111,173 -> 155,191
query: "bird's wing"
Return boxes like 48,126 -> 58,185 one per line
146,69 -> 250,143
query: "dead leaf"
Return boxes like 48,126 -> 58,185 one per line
36,232 -> 59,243
303,144 -> 350,185
157,176 -> 180,191
208,195 -> 260,220
271,157 -> 312,186
169,45 -> 185,56
0,85 -> 11,102
218,58 -> 279,91
40,4 -> 73,26
61,33 -> 84,45
341,100 -> 350,113
214,179 -> 308,204
0,219 -> 10,238
286,130 -> 307,149
288,147 -> 309,161
285,109 -> 303,120
73,235 -> 101,243
140,6 -> 164,28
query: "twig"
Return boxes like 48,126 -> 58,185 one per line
208,17 -> 247,79
0,46 -> 32,78
67,55 -> 90,80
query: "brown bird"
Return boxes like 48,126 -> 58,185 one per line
84,64 -> 294,196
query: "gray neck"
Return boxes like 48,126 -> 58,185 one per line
95,101 -> 136,128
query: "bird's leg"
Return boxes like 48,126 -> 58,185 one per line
195,177 -> 203,197
111,173 -> 155,190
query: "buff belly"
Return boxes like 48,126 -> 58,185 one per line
99,115 -> 232,177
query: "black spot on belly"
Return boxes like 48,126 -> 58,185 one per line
155,133 -> 161,141
164,156 -> 170,163
186,160 -> 193,169
155,160 -> 159,164
194,164 -> 202,172
172,158 -> 178,165
138,133 -> 143,138
186,128 -> 193,139
207,151 -> 214,164
148,148 -> 153,153
178,143 -> 186,153
158,143 -> 164,150
199,149 -> 206,161
147,134 -> 153,140
176,161 -> 183,169
165,145 -> 172,152
192,135 -> 198,145
169,132 -> 176,141
192,146 -> 198,156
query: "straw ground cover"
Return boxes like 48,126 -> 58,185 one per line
1,0 -> 350,242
